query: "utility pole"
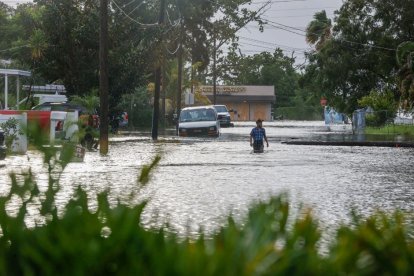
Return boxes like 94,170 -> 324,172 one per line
99,0 -> 109,154
151,0 -> 166,140
161,53 -> 166,126
213,29 -> 217,105
177,20 -> 183,120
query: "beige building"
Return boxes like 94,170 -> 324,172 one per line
199,85 -> 275,121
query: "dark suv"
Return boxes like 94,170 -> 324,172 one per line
213,105 -> 232,127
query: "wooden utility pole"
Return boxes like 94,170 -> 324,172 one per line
213,30 -> 217,105
161,54 -> 166,126
177,20 -> 183,119
152,0 -> 166,140
99,0 -> 109,154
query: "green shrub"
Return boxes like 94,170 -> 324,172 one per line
1,127 -> 414,274
0,117 -> 23,152
365,113 -> 385,127
275,106 -> 322,120
358,90 -> 397,126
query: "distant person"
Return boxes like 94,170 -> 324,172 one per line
250,119 -> 269,152
81,114 -> 98,150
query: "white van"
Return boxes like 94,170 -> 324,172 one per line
178,106 -> 220,137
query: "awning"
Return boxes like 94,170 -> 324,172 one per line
1,68 -> 32,110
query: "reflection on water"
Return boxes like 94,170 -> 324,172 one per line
1,121 -> 414,240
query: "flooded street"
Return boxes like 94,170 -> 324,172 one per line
1,121 -> 414,239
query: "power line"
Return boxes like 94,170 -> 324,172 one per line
165,9 -> 179,27
126,1 -> 145,16
259,14 -> 329,19
265,22 -> 306,36
165,43 -> 180,55
263,18 -> 307,33
239,36 -> 309,52
111,0 -> 158,27
268,6 -> 337,12
251,0 -> 306,4
238,41 -> 307,54
238,41 -> 278,51
121,0 -> 138,8
262,18 -> 396,52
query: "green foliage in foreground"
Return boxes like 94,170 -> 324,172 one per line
365,124 -> 414,136
1,130 -> 414,274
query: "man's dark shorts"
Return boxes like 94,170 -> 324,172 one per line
253,140 -> 264,152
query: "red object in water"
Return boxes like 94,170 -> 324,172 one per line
0,110 -> 51,130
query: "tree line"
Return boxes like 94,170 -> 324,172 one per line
1,0 -> 414,123
303,0 -> 414,120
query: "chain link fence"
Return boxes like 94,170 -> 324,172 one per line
353,109 -> 414,134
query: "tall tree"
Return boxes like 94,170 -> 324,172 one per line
396,41 -> 414,108
301,0 -> 414,114
223,49 -> 299,108
305,10 -> 332,51
0,2 -> 14,55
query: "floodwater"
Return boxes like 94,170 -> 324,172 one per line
1,121 -> 414,241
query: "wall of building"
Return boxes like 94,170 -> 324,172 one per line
226,102 -> 272,121
198,85 -> 275,122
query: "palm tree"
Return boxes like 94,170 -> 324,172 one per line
396,41 -> 414,108
306,10 -> 332,51
29,29 -> 47,61
71,90 -> 100,114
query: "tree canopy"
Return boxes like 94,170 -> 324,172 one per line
0,0 -> 265,112
302,0 -> 414,114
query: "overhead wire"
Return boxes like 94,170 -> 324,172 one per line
127,1 -> 145,16
251,0 -> 306,4
166,9 -> 180,27
261,17 -> 396,52
165,43 -> 181,55
111,0 -> 158,27
122,0 -> 138,8
239,36 -> 310,52
268,6 -> 337,12
238,41 -> 307,55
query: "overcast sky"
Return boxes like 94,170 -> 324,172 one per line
237,0 -> 344,65
4,0 -> 344,65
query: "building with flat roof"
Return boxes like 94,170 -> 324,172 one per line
198,85 -> 276,121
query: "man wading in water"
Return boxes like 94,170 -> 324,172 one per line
250,119 -> 269,152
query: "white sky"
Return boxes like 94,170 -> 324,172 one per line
4,0 -> 344,66
237,0 -> 344,65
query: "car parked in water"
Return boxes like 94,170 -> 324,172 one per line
178,106 -> 220,137
213,105 -> 232,127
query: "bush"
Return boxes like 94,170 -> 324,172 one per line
0,117 -> 23,152
358,90 -> 397,126
1,128 -> 414,274
275,106 -> 323,120
116,87 -> 154,128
